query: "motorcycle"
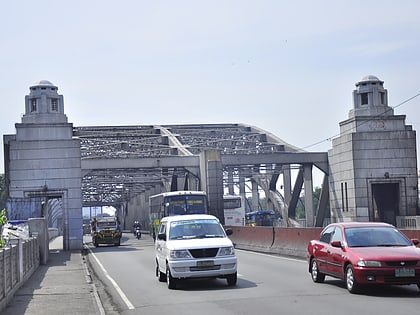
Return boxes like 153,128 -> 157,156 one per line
135,226 -> 141,239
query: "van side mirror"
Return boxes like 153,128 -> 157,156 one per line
157,233 -> 166,241
225,228 -> 233,236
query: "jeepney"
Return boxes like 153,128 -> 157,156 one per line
91,216 -> 121,246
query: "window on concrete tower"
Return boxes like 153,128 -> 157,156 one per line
51,99 -> 58,111
30,99 -> 37,112
380,92 -> 385,105
360,93 -> 368,105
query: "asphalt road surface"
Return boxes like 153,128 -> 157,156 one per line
84,233 -> 420,315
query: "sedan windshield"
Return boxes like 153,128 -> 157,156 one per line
169,219 -> 225,240
345,227 -> 412,247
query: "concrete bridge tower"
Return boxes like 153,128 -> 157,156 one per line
4,80 -> 82,250
328,75 -> 418,225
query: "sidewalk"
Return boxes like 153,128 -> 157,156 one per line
2,237 -> 103,315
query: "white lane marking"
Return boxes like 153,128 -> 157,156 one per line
82,247 -> 106,315
236,249 -> 306,263
92,281 -> 107,315
88,248 -> 135,310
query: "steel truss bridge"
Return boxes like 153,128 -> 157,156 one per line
75,123 -> 329,226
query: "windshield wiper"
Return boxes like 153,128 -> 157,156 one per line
194,234 -> 223,239
376,244 -> 406,247
170,236 -> 185,240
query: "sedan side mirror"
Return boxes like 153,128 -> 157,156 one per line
330,240 -> 343,248
225,228 -> 233,236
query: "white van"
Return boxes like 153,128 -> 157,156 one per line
155,214 -> 237,289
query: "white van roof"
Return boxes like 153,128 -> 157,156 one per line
160,214 -> 219,223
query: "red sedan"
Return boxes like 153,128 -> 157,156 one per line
307,222 -> 420,293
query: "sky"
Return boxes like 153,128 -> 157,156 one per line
1,1 -> 420,175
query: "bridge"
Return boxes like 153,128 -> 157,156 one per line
4,81 -> 329,250
4,76 -> 419,250
76,123 -> 329,228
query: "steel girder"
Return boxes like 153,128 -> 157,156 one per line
75,123 -> 322,206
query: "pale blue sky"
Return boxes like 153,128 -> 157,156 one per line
1,1 -> 420,174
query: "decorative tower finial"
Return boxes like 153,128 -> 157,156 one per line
22,80 -> 68,124
349,75 -> 393,118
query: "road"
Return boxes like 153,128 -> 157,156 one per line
84,233 -> 420,315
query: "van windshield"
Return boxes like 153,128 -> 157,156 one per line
169,219 -> 225,240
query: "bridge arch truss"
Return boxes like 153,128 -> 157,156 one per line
75,123 -> 329,227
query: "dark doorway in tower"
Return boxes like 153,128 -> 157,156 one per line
371,183 -> 399,225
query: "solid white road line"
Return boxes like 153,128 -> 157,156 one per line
236,248 -> 306,263
88,248 -> 136,310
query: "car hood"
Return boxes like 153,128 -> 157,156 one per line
166,237 -> 234,250
349,246 -> 420,260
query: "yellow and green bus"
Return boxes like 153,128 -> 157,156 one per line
149,191 -> 208,238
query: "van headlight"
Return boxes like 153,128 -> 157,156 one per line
170,249 -> 191,259
218,246 -> 235,256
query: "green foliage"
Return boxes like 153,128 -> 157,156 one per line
296,202 -> 305,219
0,209 -> 6,225
0,174 -> 8,247
0,174 -> 6,211
0,208 -> 7,247
295,186 -> 325,219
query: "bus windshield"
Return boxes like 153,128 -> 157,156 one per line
166,195 -> 207,215
149,191 -> 208,238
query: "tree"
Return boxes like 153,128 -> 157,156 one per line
295,186 -> 327,220
313,186 -> 322,210
0,209 -> 7,247
0,174 -> 6,211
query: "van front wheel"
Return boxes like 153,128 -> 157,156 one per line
166,264 -> 177,289
156,263 -> 166,282
226,272 -> 237,286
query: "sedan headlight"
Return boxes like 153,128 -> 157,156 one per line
170,249 -> 192,259
218,246 -> 235,256
357,260 -> 382,267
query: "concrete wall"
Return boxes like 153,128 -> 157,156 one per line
0,237 -> 40,313
6,137 -> 83,250
5,81 -> 83,251
228,226 -> 420,259
328,76 -> 418,223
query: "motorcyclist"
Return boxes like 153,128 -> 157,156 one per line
90,218 -> 97,233
133,220 -> 141,235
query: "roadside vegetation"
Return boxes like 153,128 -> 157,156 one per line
0,174 -> 5,210
0,174 -> 8,247
0,209 -> 7,247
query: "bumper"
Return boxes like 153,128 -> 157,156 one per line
354,267 -> 420,285
168,256 -> 237,279
93,231 -> 121,244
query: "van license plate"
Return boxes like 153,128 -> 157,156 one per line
395,268 -> 415,277
197,260 -> 214,267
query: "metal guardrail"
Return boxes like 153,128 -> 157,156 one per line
0,237 -> 40,311
396,216 -> 420,229
276,217 -> 419,229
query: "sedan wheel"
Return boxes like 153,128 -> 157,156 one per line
311,259 -> 325,283
345,265 -> 359,294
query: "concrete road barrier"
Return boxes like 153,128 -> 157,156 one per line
228,226 -> 275,253
228,226 -> 420,259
